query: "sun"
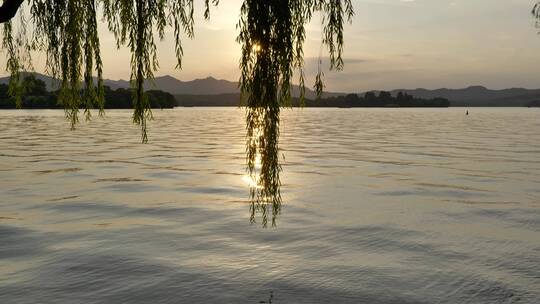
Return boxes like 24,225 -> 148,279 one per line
253,43 -> 262,53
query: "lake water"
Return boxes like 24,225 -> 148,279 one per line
0,108 -> 539,303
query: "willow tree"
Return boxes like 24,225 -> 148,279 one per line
238,0 -> 353,226
0,0 -> 353,225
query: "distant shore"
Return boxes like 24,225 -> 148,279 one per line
1,74 -> 539,109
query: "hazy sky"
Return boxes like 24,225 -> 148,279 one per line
3,0 -> 540,92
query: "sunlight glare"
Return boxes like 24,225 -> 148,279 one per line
253,43 -> 262,53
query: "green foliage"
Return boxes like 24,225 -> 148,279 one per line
237,0 -> 353,225
2,9 -> 31,108
2,0 -> 216,140
100,0 -> 217,142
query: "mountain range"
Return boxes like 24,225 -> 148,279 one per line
386,86 -> 540,107
1,73 -> 539,106
0,73 -> 338,100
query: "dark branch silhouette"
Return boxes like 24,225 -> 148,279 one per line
0,0 -> 23,23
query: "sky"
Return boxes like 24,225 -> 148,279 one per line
3,0 -> 540,92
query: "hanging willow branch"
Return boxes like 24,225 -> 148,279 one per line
533,2 -> 540,27
238,0 -> 353,226
2,0 -> 216,140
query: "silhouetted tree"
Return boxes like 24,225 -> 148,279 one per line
378,91 -> 392,105
396,91 -> 404,102
344,93 -> 360,106
364,91 -> 377,104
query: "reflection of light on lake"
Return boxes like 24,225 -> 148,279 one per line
243,120 -> 261,191
242,154 -> 262,188
244,126 -> 278,226
254,154 -> 261,169
242,174 -> 258,188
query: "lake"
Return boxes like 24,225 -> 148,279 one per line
0,108 -> 539,303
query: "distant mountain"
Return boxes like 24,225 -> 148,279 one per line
386,86 -> 540,107
0,72 -> 341,99
131,75 -> 340,99
0,73 -> 324,98
144,75 -> 239,95
2,73 -> 539,106
0,72 -> 129,91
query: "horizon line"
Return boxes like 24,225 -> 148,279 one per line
1,72 -> 540,93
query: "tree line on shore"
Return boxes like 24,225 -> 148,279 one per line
1,75 -> 452,109
177,91 -> 451,107
526,100 -> 540,107
299,91 -> 450,107
0,75 -> 176,109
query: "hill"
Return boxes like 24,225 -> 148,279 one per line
387,86 -> 540,107
0,73 -> 341,99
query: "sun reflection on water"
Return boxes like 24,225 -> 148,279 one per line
243,133 -> 282,227
242,154 -> 262,188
